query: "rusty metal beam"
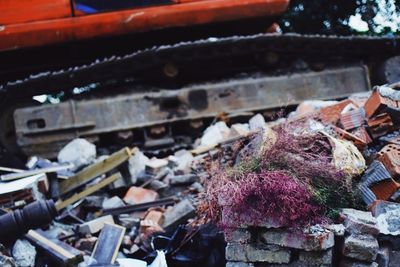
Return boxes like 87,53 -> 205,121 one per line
14,65 -> 370,158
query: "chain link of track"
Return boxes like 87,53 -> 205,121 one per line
1,33 -> 399,98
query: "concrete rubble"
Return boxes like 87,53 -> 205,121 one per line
0,85 -> 399,266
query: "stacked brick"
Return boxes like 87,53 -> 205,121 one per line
225,226 -> 334,267
225,205 -> 400,267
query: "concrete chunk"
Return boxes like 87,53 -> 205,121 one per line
259,228 -> 334,251
12,239 -> 36,267
102,196 -> 125,209
343,234 -> 379,262
341,209 -> 379,236
57,138 -> 96,170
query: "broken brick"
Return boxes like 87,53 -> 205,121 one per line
319,99 -> 356,124
367,113 -> 394,139
377,144 -> 400,179
332,126 -> 368,150
364,88 -> 399,118
123,187 -> 159,205
340,108 -> 366,130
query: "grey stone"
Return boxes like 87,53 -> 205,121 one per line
200,121 -> 230,146
373,202 -> 400,236
189,182 -> 204,193
128,149 -> 149,184
57,138 -> 96,170
343,234 -> 379,262
162,199 -> 196,232
226,262 -> 254,267
259,228 -> 334,251
299,249 -> 333,266
225,243 -> 291,263
83,196 -> 105,209
376,246 -> 390,267
339,259 -> 378,267
118,214 -> 140,228
149,180 -> 168,191
325,224 -> 346,236
174,150 -> 194,174
225,228 -> 252,244
169,174 -> 198,185
249,114 -> 266,131
145,158 -> 168,175
341,209 -> 379,236
12,239 -> 36,267
0,255 -> 16,267
102,196 -> 125,209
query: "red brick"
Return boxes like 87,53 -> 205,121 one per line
123,186 -> 159,205
367,113 -> 394,139
319,99 -> 355,124
377,144 -> 400,179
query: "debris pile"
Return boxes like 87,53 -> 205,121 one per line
0,84 -> 400,266
0,137 -> 221,266
198,85 -> 400,266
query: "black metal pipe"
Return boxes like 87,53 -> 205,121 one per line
0,200 -> 58,244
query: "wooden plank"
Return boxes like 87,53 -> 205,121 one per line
59,147 -> 132,195
0,163 -> 74,182
55,173 -> 121,211
92,223 -> 126,264
26,230 -> 83,267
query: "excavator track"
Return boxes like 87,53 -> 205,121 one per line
1,33 -> 399,98
1,33 -> 400,159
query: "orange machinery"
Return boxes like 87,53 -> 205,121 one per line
0,0 -> 289,52
0,0 -> 289,84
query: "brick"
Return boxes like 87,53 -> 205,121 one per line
377,144 -> 400,179
123,186 -> 158,205
364,89 -> 389,118
342,234 -> 379,262
333,126 -> 367,151
259,229 -> 334,251
299,249 -> 333,266
143,210 -> 164,226
319,99 -> 355,124
225,243 -> 291,264
340,108 -> 366,130
225,228 -> 252,244
367,113 -> 394,139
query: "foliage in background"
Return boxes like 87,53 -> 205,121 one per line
280,0 -> 400,35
